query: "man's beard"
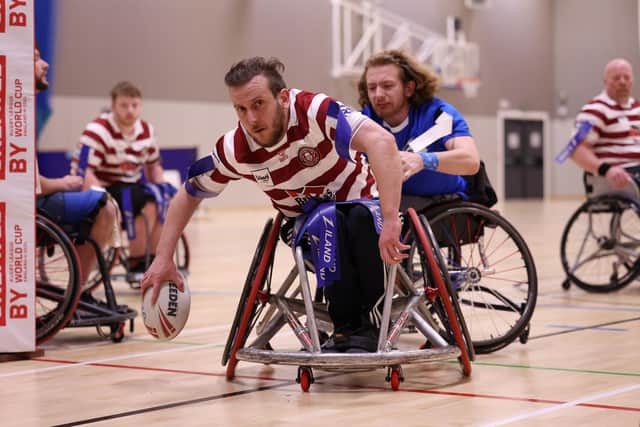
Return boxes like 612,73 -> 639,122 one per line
260,104 -> 287,147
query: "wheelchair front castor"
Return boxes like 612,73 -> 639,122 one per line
297,366 -> 314,392
386,366 -> 404,391
562,278 -> 572,290
110,322 -> 126,343
519,324 -> 530,344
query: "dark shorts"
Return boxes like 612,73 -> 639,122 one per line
37,189 -> 108,239
106,182 -> 155,219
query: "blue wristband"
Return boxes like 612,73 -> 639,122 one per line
419,152 -> 439,171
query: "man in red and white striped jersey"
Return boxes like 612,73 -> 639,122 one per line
142,57 -> 409,352
71,82 -> 166,272
571,58 -> 640,189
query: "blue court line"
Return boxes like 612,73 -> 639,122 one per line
537,303 -> 640,313
546,324 -> 627,332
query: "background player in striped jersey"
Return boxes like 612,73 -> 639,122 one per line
71,82 -> 168,273
570,58 -> 640,189
142,57 -> 409,352
35,46 -> 118,288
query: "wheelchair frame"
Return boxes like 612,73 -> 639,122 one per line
222,208 -> 474,392
84,204 -> 191,292
35,212 -> 137,345
561,174 -> 640,292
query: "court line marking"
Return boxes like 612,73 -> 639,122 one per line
0,342 -> 223,378
479,382 -> 640,426
545,324 -> 627,332
530,316 -> 640,340
471,361 -> 640,378
537,302 -> 640,313
26,359 -> 640,421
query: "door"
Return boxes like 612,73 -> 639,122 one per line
504,119 -> 544,198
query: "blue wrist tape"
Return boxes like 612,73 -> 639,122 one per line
420,152 -> 439,171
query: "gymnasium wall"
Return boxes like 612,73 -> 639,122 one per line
38,0 -> 640,204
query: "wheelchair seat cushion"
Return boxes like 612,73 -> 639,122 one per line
37,189 -> 108,241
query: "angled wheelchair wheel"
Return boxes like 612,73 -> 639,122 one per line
35,214 -> 83,345
560,195 -> 640,292
175,233 -> 191,272
406,208 -> 473,375
84,246 -> 119,293
422,202 -> 537,354
222,216 -> 282,378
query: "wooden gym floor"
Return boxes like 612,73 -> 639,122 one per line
2,199 -> 639,426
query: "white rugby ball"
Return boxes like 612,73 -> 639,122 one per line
141,279 -> 191,341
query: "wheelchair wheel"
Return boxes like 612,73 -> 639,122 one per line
560,195 -> 640,292
222,216 -> 280,371
406,208 -> 473,375
35,215 -> 82,345
174,233 -> 190,272
423,202 -> 538,354
84,246 -> 119,292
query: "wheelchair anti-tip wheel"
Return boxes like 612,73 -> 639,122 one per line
561,194 -> 640,292
35,214 -> 83,345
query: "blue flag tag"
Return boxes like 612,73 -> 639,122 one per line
555,122 -> 593,164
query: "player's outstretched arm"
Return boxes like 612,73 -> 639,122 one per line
141,186 -> 202,303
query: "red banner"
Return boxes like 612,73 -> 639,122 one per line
0,202 -> 5,326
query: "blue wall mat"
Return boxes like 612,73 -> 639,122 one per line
37,148 -> 197,182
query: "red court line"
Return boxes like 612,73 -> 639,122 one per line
35,358 -> 640,413
35,357 -> 293,382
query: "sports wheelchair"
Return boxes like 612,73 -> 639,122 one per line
35,210 -> 137,345
401,195 -> 538,354
83,197 -> 190,292
561,172 -> 640,292
222,206 -> 478,392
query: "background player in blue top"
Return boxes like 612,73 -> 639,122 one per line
358,49 -> 480,197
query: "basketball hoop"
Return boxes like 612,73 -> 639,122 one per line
460,77 -> 481,98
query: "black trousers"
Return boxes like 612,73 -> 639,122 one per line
322,204 -> 384,331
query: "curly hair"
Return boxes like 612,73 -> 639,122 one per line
224,56 -> 287,97
357,49 -> 440,109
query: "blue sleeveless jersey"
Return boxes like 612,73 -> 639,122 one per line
362,97 -> 471,197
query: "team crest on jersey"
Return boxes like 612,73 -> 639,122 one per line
252,168 -> 274,186
297,147 -> 320,167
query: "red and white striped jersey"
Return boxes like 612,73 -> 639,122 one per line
186,89 -> 378,217
576,91 -> 640,168
70,112 -> 161,184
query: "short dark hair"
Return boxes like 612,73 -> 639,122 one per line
110,81 -> 142,101
224,57 -> 287,97
358,49 -> 440,108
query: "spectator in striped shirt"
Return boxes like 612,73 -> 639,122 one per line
142,57 -> 409,352
71,82 -> 168,273
571,58 -> 640,189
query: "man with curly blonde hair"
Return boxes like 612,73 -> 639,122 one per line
359,50 -> 480,198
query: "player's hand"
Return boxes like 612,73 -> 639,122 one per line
60,175 -> 83,192
378,214 -> 410,264
399,152 -> 424,181
141,255 -> 183,304
606,165 -> 632,189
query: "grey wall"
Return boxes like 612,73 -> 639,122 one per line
45,0 -> 640,200
554,0 -> 640,117
55,0 -> 556,113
